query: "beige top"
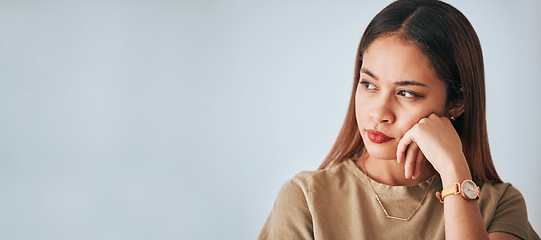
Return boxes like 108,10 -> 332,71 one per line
258,159 -> 540,240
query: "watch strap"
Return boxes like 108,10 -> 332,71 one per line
436,183 -> 460,203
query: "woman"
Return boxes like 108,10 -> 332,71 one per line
258,0 -> 540,239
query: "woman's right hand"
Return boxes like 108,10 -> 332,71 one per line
396,113 -> 471,182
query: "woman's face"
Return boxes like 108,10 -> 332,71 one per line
355,35 -> 449,160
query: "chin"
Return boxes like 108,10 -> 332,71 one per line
364,143 -> 398,160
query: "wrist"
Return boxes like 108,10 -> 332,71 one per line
439,157 -> 472,187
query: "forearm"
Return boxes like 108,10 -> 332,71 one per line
441,161 -> 489,240
443,189 -> 489,239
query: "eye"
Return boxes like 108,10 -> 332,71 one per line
397,90 -> 423,98
360,80 -> 376,90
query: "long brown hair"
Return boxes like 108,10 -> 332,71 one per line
318,0 -> 502,183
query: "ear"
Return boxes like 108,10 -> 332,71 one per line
447,99 -> 465,119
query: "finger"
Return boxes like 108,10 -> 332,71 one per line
412,148 -> 426,179
396,128 -> 415,164
427,113 -> 440,119
404,143 -> 419,179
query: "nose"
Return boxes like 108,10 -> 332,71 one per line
369,95 -> 395,124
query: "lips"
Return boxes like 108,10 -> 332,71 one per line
366,129 -> 393,143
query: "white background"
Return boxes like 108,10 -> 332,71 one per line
1,0 -> 539,239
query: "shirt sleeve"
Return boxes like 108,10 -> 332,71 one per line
258,173 -> 314,240
487,184 -> 540,240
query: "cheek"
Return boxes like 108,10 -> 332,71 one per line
394,104 -> 446,136
395,112 -> 422,136
354,89 -> 370,121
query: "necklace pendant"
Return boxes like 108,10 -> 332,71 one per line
362,160 -> 435,222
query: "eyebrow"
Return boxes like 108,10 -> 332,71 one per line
360,67 -> 428,87
361,67 -> 378,80
396,81 -> 427,87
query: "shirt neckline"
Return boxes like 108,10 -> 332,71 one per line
342,159 -> 442,193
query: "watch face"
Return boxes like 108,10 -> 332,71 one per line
462,180 -> 478,199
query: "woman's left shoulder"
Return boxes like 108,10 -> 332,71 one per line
478,181 -> 526,212
478,182 -> 540,240
478,181 -> 524,205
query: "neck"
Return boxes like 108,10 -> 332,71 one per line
355,151 -> 436,186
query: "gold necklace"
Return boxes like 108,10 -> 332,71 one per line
362,160 -> 435,221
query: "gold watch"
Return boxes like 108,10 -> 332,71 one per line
436,179 -> 480,203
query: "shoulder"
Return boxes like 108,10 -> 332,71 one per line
479,182 -> 540,239
479,181 -> 526,215
257,164 -> 352,240
275,160 -> 355,202
288,160 -> 355,193
478,182 -> 527,215
479,182 -> 522,206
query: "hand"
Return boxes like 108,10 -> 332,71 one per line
396,113 -> 469,180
